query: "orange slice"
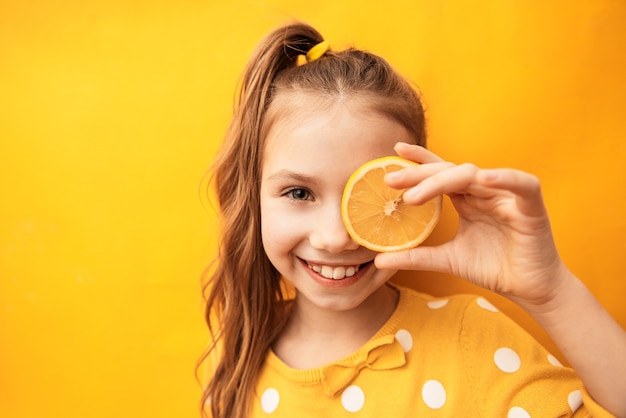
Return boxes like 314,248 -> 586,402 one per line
341,156 -> 441,252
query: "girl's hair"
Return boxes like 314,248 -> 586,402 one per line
200,21 -> 427,418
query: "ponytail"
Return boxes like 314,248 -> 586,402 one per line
200,23 -> 324,418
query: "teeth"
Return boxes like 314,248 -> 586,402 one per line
332,266 -> 345,280
321,266 -> 333,278
308,263 -> 361,280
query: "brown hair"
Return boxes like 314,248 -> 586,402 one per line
200,22 -> 426,418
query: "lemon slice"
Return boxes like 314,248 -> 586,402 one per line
341,156 -> 441,252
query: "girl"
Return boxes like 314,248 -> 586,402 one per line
200,22 -> 626,417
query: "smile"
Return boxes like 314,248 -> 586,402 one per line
306,262 -> 363,280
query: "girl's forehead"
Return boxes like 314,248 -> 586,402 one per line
265,97 -> 401,145
261,102 -> 413,176
266,90 -> 376,129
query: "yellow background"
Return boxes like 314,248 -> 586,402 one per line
1,1 -> 625,417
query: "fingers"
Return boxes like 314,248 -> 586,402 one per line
387,162 -> 482,205
391,143 -> 481,203
477,169 -> 540,196
389,143 -> 546,214
394,142 -> 444,163
374,245 -> 449,273
400,166 -> 544,215
477,169 -> 546,217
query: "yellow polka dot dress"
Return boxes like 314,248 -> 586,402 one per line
251,286 -> 613,417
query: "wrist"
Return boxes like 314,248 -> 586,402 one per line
510,262 -> 579,321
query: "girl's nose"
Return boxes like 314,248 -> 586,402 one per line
309,205 -> 360,253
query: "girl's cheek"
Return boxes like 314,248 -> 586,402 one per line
261,206 -> 309,245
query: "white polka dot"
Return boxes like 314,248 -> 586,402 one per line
547,354 -> 563,367
476,297 -> 499,312
494,347 -> 521,373
422,380 -> 446,409
568,390 -> 583,412
395,329 -> 413,352
427,299 -> 449,309
261,388 -> 280,413
508,406 -> 531,418
342,385 -> 365,412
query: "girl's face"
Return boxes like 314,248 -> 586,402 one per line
260,100 -> 415,313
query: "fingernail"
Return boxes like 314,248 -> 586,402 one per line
385,171 -> 401,182
403,186 -> 421,201
394,142 -> 410,151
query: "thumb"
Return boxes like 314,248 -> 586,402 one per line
375,246 -> 449,273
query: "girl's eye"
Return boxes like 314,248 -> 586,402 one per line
286,188 -> 313,201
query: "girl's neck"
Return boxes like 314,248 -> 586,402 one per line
272,284 -> 399,369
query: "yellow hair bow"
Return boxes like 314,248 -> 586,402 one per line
296,40 -> 330,66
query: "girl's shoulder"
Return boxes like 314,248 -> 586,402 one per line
388,285 -> 550,357
388,284 -> 504,333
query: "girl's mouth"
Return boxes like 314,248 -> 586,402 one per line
305,261 -> 372,280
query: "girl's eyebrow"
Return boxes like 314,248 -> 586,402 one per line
265,169 -> 320,186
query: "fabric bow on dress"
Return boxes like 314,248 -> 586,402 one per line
320,334 -> 407,397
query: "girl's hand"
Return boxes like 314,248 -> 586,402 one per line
377,143 -> 626,416
375,142 -> 568,307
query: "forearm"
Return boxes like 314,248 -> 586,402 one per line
515,266 -> 626,417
